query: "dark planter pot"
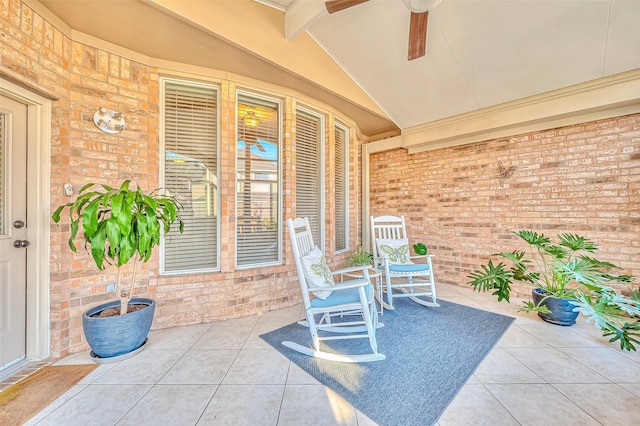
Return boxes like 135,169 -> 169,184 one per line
82,298 -> 155,359
531,288 -> 579,326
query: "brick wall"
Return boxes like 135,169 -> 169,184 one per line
2,0 -> 361,357
369,115 -> 640,296
6,0 -> 636,360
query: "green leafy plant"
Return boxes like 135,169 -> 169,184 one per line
52,180 -> 184,315
344,246 -> 374,267
413,242 -> 428,256
468,230 -> 639,350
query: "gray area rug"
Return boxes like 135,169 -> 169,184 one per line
260,297 -> 515,426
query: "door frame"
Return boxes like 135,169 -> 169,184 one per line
1,79 -> 51,361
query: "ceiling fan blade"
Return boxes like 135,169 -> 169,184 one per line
408,11 -> 428,61
325,0 -> 369,14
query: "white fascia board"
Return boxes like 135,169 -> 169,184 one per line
401,69 -> 640,154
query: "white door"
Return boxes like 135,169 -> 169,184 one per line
0,94 -> 28,370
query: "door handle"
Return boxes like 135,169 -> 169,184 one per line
13,240 -> 30,248
13,220 -> 25,229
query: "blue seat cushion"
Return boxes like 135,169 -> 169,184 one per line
389,264 -> 430,273
310,283 -> 373,308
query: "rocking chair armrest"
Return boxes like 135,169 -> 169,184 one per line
375,256 -> 390,266
409,254 -> 435,260
308,278 -> 369,293
333,278 -> 371,291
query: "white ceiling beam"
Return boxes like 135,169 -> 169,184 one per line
285,0 -> 328,40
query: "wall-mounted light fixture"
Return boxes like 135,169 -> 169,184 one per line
93,107 -> 126,134
242,111 -> 261,129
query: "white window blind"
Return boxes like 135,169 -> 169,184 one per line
295,109 -> 323,246
162,81 -> 219,273
236,94 -> 280,266
335,124 -> 348,252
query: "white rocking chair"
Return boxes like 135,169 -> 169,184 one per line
370,215 -> 439,309
285,217 -> 385,363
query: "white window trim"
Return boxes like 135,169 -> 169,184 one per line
335,121 -> 349,254
159,77 -> 221,275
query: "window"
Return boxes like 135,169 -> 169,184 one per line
236,93 -> 281,266
295,108 -> 323,246
0,115 -> 4,235
335,123 -> 348,252
161,79 -> 219,273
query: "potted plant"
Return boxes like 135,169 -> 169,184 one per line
52,180 -> 184,360
467,230 -> 639,351
344,246 -> 374,267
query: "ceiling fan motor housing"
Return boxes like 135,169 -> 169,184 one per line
403,0 -> 442,13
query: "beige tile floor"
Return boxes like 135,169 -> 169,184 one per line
11,283 -> 640,425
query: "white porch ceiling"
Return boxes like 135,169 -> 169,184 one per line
274,0 -> 640,129
30,0 -> 640,139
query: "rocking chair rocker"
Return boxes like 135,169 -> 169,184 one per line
285,217 -> 385,362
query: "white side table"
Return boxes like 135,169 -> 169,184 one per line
343,268 -> 388,314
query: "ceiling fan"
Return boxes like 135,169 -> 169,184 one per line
324,0 -> 441,61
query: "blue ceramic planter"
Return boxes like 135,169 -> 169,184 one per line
531,288 -> 579,326
82,298 -> 155,358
